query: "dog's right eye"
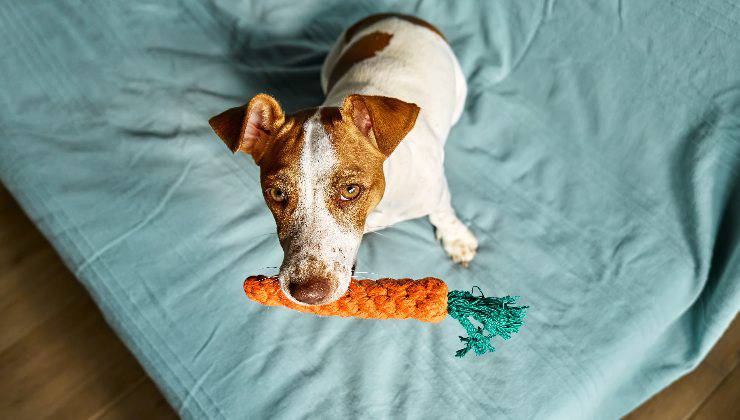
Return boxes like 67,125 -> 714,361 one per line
339,184 -> 361,201
267,188 -> 286,202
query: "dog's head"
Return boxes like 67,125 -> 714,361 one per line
209,94 -> 419,305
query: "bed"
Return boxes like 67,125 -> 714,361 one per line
1,0 -> 738,418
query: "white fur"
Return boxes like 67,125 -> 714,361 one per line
321,17 -> 478,264
278,112 -> 361,304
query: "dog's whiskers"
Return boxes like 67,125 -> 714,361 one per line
365,230 -> 388,238
252,232 -> 279,238
364,223 -> 396,232
251,266 -> 280,275
352,270 -> 385,280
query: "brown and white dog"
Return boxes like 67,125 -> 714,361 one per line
209,14 -> 477,305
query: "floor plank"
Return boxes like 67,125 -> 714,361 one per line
0,186 -> 81,352
0,247 -> 82,354
0,186 -> 177,419
93,378 -> 179,420
691,365 -> 740,420
623,316 -> 740,420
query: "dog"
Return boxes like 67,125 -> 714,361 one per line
209,13 -> 477,305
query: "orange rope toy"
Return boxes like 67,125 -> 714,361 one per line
244,275 -> 528,357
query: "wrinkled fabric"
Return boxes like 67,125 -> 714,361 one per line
1,1 -> 738,419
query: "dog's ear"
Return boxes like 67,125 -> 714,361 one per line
342,94 -> 420,157
208,94 -> 284,164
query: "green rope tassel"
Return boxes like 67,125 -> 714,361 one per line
447,287 -> 529,358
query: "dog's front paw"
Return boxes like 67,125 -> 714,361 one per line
435,219 -> 478,267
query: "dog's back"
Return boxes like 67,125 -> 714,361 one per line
321,14 -> 468,230
322,14 -> 466,136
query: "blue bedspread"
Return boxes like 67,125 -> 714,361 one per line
1,1 -> 738,418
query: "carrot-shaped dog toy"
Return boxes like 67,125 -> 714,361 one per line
244,276 -> 528,357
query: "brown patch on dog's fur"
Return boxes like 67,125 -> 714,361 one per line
315,96 -> 418,232
342,95 -> 419,157
257,108 -> 315,244
344,13 -> 447,44
208,105 -> 247,152
208,94 -> 285,164
327,31 -> 392,92
319,106 -> 387,231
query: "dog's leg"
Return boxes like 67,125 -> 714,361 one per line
429,183 -> 478,266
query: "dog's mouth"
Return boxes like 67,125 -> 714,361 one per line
351,261 -> 356,276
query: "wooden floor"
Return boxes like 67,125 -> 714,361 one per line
0,187 -> 177,419
0,185 -> 737,419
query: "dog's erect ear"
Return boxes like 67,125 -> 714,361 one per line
342,94 -> 420,157
208,94 -> 285,164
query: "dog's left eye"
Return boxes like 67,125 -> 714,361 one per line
267,187 -> 286,202
339,184 -> 361,201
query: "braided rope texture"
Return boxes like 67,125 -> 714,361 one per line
243,276 -> 448,323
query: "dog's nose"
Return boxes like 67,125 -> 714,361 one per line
288,277 -> 333,305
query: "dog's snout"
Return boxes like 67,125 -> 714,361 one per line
288,276 -> 333,305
